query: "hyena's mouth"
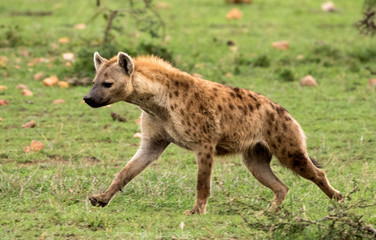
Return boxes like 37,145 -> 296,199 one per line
84,97 -> 110,108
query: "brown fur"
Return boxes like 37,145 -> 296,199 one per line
84,52 -> 343,214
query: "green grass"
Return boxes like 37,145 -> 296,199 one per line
1,0 -> 376,239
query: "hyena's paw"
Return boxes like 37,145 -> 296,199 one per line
333,192 -> 344,202
184,205 -> 206,215
89,194 -> 109,207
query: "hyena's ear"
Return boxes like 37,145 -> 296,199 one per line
117,52 -> 134,76
94,52 -> 107,71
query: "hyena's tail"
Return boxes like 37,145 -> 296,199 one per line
309,156 -> 322,169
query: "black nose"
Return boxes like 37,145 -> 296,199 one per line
83,95 -> 93,103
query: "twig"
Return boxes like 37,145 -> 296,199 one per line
19,167 -> 39,197
103,10 -> 119,48
11,11 -> 53,16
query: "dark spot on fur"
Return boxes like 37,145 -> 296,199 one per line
209,163 -> 212,168
277,106 -> 286,116
271,143 -> 277,149
229,104 -> 234,110
187,121 -> 191,127
213,88 -> 218,91
274,124 -> 279,132
170,105 -> 175,110
174,90 -> 179,97
248,103 -> 254,112
181,120 -> 185,125
218,105 -> 223,111
180,109 -> 184,115
194,93 -> 199,98
248,93 -> 258,102
285,116 -> 292,121
270,102 -> 276,109
174,80 -> 180,86
230,92 -> 236,98
269,112 -> 275,121
237,105 -> 243,111
282,123 -> 287,131
256,103 -> 261,109
266,130 -> 271,136
277,137 -> 282,143
169,93 -> 173,98
206,153 -> 211,159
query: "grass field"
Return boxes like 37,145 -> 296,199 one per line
1,0 -> 376,239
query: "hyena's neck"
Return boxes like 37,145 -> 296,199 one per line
126,61 -> 196,120
125,71 -> 170,119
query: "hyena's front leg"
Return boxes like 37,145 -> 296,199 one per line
90,139 -> 169,207
185,146 -> 214,215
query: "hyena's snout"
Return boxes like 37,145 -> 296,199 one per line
83,94 -> 94,104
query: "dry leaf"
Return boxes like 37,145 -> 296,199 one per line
226,8 -> 243,20
296,55 -> 304,60
21,50 -> 29,57
179,221 -> 185,230
22,89 -> 33,96
192,73 -> 203,78
134,117 -> 141,125
24,140 -> 44,153
0,99 -> 9,106
156,2 -> 171,9
53,99 -> 65,104
133,132 -> 142,138
369,78 -> 376,87
321,1 -> 336,12
65,62 -> 71,67
43,76 -> 59,86
74,23 -> 86,30
225,72 -> 233,77
33,72 -> 44,80
22,120 -> 36,128
300,75 -> 318,87
0,117 -> 2,121
0,85 -> 8,91
14,65 -> 20,69
62,52 -> 74,61
0,56 -> 9,67
58,37 -> 69,44
272,41 -> 289,50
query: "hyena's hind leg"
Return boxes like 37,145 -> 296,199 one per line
275,149 -> 343,201
242,143 -> 289,212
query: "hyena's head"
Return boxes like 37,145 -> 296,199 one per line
83,52 -> 134,108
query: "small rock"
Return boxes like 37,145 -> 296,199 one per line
53,99 -> 65,104
22,89 -> 33,96
369,78 -> 376,87
321,1 -> 336,12
58,81 -> 69,88
134,117 -> 141,125
22,120 -> 36,128
0,99 -> 9,106
24,140 -> 44,153
226,8 -> 243,20
74,23 -> 86,30
43,76 -> 59,86
58,37 -> 69,44
133,132 -> 142,138
111,112 -> 127,122
272,41 -> 289,50
16,84 -> 28,89
62,52 -> 74,62
300,75 -> 318,86
33,72 -> 44,80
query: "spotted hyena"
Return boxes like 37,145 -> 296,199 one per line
83,52 -> 343,214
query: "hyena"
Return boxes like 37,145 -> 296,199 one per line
83,52 -> 343,214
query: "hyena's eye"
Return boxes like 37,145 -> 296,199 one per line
102,82 -> 113,88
